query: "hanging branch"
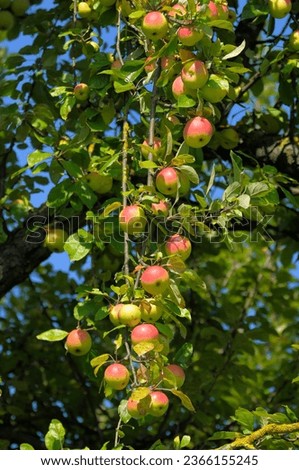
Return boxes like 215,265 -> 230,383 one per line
121,115 -> 130,280
147,59 -> 161,187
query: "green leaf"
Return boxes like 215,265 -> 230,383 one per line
90,353 -> 110,376
179,165 -> 199,185
103,201 -> 122,217
173,343 -> 193,368
20,443 -> 35,450
170,389 -> 195,412
206,163 -> 215,195
238,194 -> 250,209
74,181 -> 98,209
230,151 -> 243,182
247,182 -> 269,197
45,419 -> 65,450
234,407 -> 255,431
47,179 -> 73,208
60,95 -> 76,120
133,341 -> 156,356
27,150 -> 52,167
114,80 -> 135,93
223,181 -> 241,201
128,9 -> 146,19
60,160 -> 82,178
177,95 -> 197,108
180,435 -> 191,449
222,40 -> 246,60
209,431 -> 240,441
118,399 -> 131,424
36,329 -> 68,342
64,232 -> 93,261
139,160 -> 158,169
171,154 -> 195,166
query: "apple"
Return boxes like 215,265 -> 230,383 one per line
77,1 -> 92,18
0,11 -> 15,31
109,303 -> 123,326
127,395 -> 150,419
183,116 -> 214,148
168,3 -> 186,18
141,137 -> 162,160
0,0 -> 11,8
11,0 -> 30,16
111,59 -> 122,70
118,303 -> 142,327
166,114 -> 180,126
73,82 -> 90,101
161,55 -> 176,70
181,60 -> 209,89
289,30 -> 299,51
141,11 -> 169,41
104,363 -> 130,390
165,233 -> 192,261
65,329 -> 92,356
172,75 -> 196,100
144,56 -> 156,73
163,364 -> 185,388
200,74 -> 228,103
149,391 -> 169,417
131,323 -> 160,345
177,27 -> 203,46
178,48 -> 196,62
151,200 -> 170,217
84,171 -> 113,194
156,167 -> 179,197
219,128 -> 239,149
119,204 -> 147,235
140,265 -> 170,295
44,228 -> 67,252
139,299 -> 163,322
228,8 -> 237,22
268,0 -> 291,18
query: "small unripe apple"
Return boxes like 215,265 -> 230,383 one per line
142,11 -> 169,41
119,204 -> 147,235
84,171 -> 113,194
0,11 -> 15,31
65,329 -> 92,356
151,200 -> 170,217
178,48 -> 196,62
163,364 -> 185,388
289,30 -> 299,51
219,128 -> 239,149
104,363 -> 130,390
200,74 -> 228,103
140,265 -> 170,296
149,391 -> 169,417
177,26 -> 203,46
141,137 -> 162,160
11,0 -> 30,16
181,60 -> 209,90
74,83 -> 90,101
131,323 -> 160,345
77,1 -> 92,18
139,299 -> 163,322
118,303 -> 142,327
109,303 -> 123,326
156,167 -> 179,197
44,228 -> 67,252
183,116 -> 214,148
268,0 -> 291,18
165,233 -> 192,261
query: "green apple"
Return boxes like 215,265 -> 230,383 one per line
289,30 -> 299,51
0,11 -> 15,31
268,0 -> 291,18
118,303 -> 142,327
84,171 -> 113,194
73,83 -> 90,101
139,299 -> 163,322
44,228 -> 67,252
65,329 -> 92,356
11,0 -> 30,16
142,11 -> 168,41
200,74 -> 228,103
219,128 -> 239,149
77,1 -> 92,18
104,363 -> 130,390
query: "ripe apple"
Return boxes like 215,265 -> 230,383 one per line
65,329 -> 92,356
142,11 -> 169,41
73,83 -> 90,101
163,364 -> 185,388
268,0 -> 291,18
141,137 -> 162,160
131,323 -> 160,345
77,1 -> 92,18
200,74 -> 228,103
181,60 -> 209,89
168,3 -> 187,18
183,116 -> 214,148
139,299 -> 163,322
104,363 -> 130,390
118,303 -> 142,327
140,265 -> 170,296
0,11 -> 15,31
151,200 -> 170,217
172,75 -> 196,100
219,128 -> 239,149
44,228 -> 67,252
119,204 -> 147,235
177,26 -> 203,46
11,0 -> 30,16
165,233 -> 192,261
127,396 -> 150,419
149,391 -> 169,417
156,167 -> 179,197
84,171 -> 113,194
289,30 -> 299,51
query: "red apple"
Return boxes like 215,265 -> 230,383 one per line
156,167 -> 179,196
165,233 -> 192,261
142,11 -> 169,41
177,26 -> 203,46
140,265 -> 170,295
183,116 -> 214,148
65,329 -> 92,356
127,395 -> 150,419
139,299 -> 163,322
172,75 -> 196,100
74,82 -> 90,101
163,364 -> 185,388
131,323 -> 160,344
149,391 -> 169,417
181,60 -> 209,89
84,171 -> 113,194
119,205 -> 147,235
104,363 -> 130,390
144,56 -> 156,73
111,59 -> 122,70
151,200 -> 170,217
268,0 -> 291,18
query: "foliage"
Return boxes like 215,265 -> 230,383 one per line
0,0 -> 299,450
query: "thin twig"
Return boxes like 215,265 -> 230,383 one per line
147,60 -> 161,187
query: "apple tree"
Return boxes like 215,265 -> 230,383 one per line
0,0 -> 299,450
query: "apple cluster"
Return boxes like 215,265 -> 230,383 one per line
0,0 -> 30,34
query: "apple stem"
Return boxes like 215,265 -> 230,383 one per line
147,59 -> 161,187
